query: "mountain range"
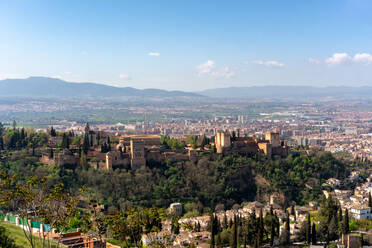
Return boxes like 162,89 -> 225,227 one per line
199,85 -> 372,99
1,77 -> 372,100
0,77 -> 202,99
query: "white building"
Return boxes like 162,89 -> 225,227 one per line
350,206 -> 372,220
141,232 -> 173,246
168,202 -> 183,216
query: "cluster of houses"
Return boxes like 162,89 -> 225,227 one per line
141,194 -> 317,247
326,173 -> 372,220
142,180 -> 372,248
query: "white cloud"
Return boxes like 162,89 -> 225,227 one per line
251,60 -> 284,67
352,53 -> 372,65
119,74 -> 131,80
148,52 -> 160,57
196,61 -> 235,78
325,52 -> 372,66
308,58 -> 321,64
196,60 -> 216,75
212,66 -> 235,79
325,53 -> 351,65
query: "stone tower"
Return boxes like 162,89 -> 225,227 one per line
215,130 -> 231,153
130,138 -> 146,169
265,132 -> 280,147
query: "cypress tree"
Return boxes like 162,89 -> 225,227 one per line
259,208 -> 264,243
231,215 -> 238,248
20,128 -> 25,140
344,209 -> 349,234
243,233 -> 247,248
329,216 -> 338,241
311,223 -> 317,245
62,133 -> 70,149
270,220 -> 275,246
338,208 -> 343,236
306,213 -> 311,244
107,136 -> 111,147
0,137 -> 3,150
223,213 -> 228,229
83,133 -> 90,154
210,214 -> 215,248
0,122 -> 3,136
80,150 -> 87,170
369,193 -> 372,208
217,233 -> 222,247
285,211 -> 290,245
275,213 -> 280,237
50,126 -> 56,136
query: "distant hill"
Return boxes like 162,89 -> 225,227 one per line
0,77 -> 202,99
199,86 -> 372,99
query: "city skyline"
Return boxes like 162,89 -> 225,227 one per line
1,0 -> 372,91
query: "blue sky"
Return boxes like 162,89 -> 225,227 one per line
1,0 -> 372,91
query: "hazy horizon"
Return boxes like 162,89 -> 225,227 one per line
3,76 -> 372,92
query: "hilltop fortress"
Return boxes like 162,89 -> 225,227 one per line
40,124 -> 288,170
215,130 -> 288,158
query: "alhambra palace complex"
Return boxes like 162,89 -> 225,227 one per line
40,124 -> 288,170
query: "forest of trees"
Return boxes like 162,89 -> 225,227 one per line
0,143 -> 360,214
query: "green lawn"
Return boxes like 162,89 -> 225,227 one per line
0,221 -> 62,248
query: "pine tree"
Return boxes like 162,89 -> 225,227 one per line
311,223 -> 317,245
